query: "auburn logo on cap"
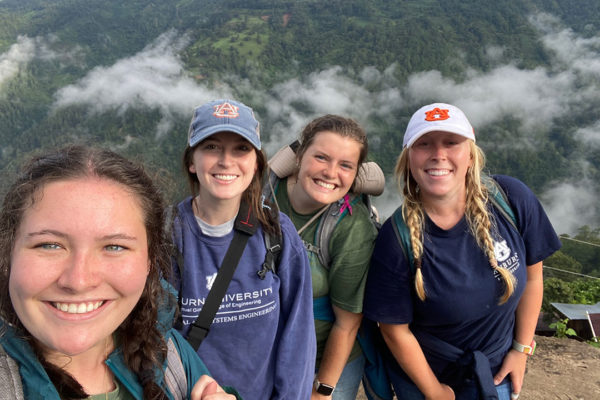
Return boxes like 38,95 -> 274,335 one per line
424,107 -> 450,121
213,102 -> 239,118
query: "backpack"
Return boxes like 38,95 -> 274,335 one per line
263,140 -> 385,269
264,141 -> 390,400
0,344 -> 24,400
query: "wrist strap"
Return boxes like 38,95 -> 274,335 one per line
512,339 -> 536,355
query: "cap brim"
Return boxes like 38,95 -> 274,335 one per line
404,126 -> 474,148
189,125 -> 261,150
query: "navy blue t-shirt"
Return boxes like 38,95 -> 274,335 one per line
363,175 -> 561,377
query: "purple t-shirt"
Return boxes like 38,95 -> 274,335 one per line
363,175 -> 561,376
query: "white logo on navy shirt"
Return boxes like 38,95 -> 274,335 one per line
206,272 -> 217,290
493,240 -> 511,262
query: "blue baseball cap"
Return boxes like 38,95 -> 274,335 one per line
187,99 -> 261,149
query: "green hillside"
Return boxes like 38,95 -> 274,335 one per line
1,0 -> 599,227
1,0 -> 600,309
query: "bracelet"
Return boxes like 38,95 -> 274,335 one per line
512,339 -> 536,355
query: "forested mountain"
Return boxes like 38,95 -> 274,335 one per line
1,0 -> 600,279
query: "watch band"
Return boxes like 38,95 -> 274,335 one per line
314,378 -> 335,396
512,339 -> 536,355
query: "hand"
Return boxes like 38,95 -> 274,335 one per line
493,349 -> 528,395
425,383 -> 454,400
190,375 -> 236,400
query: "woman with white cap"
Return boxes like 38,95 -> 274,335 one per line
363,103 -> 561,400
170,99 -> 316,399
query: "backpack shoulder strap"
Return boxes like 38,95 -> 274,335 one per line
482,175 -> 518,231
164,337 -> 187,400
186,201 -> 258,350
391,207 -> 415,274
262,170 -> 280,202
0,344 -> 25,400
258,208 -> 283,279
315,193 -> 360,268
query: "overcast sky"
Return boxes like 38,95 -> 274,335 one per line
1,12 -> 598,234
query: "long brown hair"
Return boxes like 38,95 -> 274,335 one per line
0,145 -> 172,399
394,141 -> 515,304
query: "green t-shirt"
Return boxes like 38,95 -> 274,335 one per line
87,379 -> 135,400
274,177 -> 378,367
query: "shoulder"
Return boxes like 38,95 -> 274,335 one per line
374,214 -> 403,253
490,174 -> 536,202
175,196 -> 193,215
277,211 -> 304,248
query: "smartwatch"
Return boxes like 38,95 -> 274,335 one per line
512,339 -> 536,355
314,378 -> 335,396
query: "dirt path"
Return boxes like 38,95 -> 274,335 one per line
356,335 -> 600,399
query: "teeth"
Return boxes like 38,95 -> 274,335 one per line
54,301 -> 103,314
316,180 -> 335,190
428,169 -> 450,176
214,174 -> 236,181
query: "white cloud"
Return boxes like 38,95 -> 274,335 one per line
575,121 -> 600,146
541,180 -> 599,235
53,30 -> 235,138
46,13 -> 600,233
0,36 -> 36,87
404,66 -> 575,133
0,34 -> 84,91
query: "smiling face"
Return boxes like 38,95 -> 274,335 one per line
188,131 -> 258,207
408,131 -> 473,202
9,177 -> 149,358
294,130 -> 361,213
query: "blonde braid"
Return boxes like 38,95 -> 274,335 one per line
465,143 -> 515,304
396,143 -> 516,304
395,150 -> 427,300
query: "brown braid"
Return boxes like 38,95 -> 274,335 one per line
394,142 -> 515,304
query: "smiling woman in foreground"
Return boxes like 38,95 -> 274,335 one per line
0,145 -> 238,400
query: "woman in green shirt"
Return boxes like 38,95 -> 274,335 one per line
269,115 -> 378,400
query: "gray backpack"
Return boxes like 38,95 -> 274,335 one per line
0,345 -> 24,400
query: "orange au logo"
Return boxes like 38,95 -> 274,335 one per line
424,107 -> 450,121
213,102 -> 240,118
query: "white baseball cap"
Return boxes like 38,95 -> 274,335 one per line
403,103 -> 475,148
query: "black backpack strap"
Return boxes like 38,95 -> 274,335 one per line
258,210 -> 282,279
186,201 -> 258,350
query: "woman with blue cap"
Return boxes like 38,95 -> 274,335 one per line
170,99 -> 316,400
363,103 -> 561,400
